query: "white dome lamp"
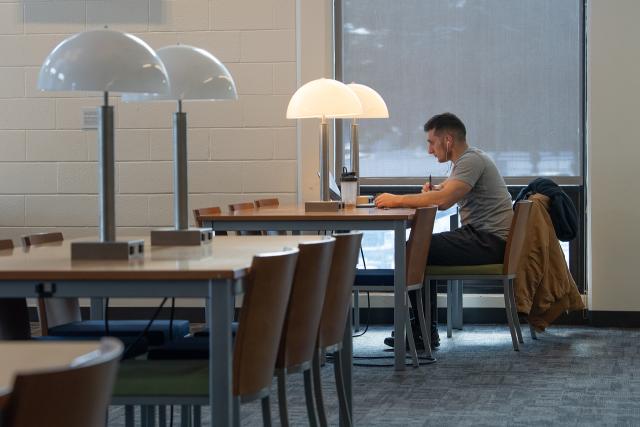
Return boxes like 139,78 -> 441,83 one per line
122,45 -> 238,245
287,78 -> 362,203
346,83 -> 389,191
38,29 -> 170,260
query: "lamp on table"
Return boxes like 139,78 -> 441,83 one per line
122,45 -> 238,245
37,30 -> 169,260
286,78 -> 362,211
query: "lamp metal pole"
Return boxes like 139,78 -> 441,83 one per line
174,99 -> 189,230
98,91 -> 116,242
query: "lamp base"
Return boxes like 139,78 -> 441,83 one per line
304,201 -> 344,212
150,228 -> 213,246
71,240 -> 144,260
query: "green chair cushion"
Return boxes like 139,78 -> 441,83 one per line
113,360 -> 209,397
427,263 -> 504,276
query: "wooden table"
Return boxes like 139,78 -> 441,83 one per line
0,235 -> 326,427
201,205 -> 418,374
0,341 -> 101,397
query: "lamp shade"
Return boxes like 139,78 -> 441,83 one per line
347,83 -> 389,119
286,78 -> 362,119
37,29 -> 169,94
122,45 -> 237,102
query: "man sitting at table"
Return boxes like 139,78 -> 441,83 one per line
375,112 -> 513,349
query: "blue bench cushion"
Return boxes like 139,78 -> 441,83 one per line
147,323 -> 238,360
353,269 -> 394,287
47,320 -> 190,346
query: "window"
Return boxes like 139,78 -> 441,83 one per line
338,0 -> 583,181
338,0 -> 585,292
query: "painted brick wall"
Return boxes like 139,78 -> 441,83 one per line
0,0 -> 298,244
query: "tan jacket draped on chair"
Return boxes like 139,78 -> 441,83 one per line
515,193 -> 584,331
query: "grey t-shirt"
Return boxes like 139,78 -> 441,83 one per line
449,147 -> 513,240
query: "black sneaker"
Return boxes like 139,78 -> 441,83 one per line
385,330 -> 440,349
383,335 -> 425,351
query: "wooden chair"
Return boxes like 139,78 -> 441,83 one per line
254,198 -> 288,236
254,198 -> 280,208
112,248 -> 300,427
229,202 -> 261,235
0,239 -> 31,340
0,238 -> 14,250
21,232 -> 81,335
313,231 -> 363,427
426,200 -> 533,351
192,206 -> 227,235
0,337 -> 123,427
22,232 -> 189,347
21,231 -> 64,246
353,207 -> 438,366
275,238 -> 335,426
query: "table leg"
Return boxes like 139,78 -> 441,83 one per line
90,297 -> 104,320
340,309 -> 353,426
210,279 -> 235,427
393,221 -> 407,371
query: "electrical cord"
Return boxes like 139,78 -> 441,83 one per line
104,297 -> 110,336
123,297 -> 168,358
169,297 -> 175,340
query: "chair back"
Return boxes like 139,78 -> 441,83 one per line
503,200 -> 533,275
228,202 -> 261,235
192,206 -> 221,228
0,239 -> 13,250
317,232 -> 363,349
233,249 -> 299,398
21,232 -> 81,332
276,238 -> 335,370
21,232 -> 63,247
254,198 -> 280,208
405,206 -> 437,286
2,338 -> 123,427
229,202 -> 256,212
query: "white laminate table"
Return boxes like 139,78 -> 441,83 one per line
0,235 -> 326,427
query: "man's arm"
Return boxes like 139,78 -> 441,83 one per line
375,179 -> 471,209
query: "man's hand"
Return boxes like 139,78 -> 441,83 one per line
422,182 -> 442,193
374,193 -> 402,208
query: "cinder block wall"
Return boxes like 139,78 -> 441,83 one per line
0,0 -> 297,244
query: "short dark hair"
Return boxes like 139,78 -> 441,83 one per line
424,112 -> 466,141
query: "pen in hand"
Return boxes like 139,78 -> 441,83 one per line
429,174 -> 432,191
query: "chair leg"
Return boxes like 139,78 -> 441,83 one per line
508,279 -> 524,344
502,279 -> 520,351
312,349 -> 329,427
193,405 -> 202,427
446,280 -> 453,338
529,323 -> 538,340
158,405 -> 167,427
277,370 -> 290,427
303,367 -> 319,427
233,397 -> 240,427
181,404 -> 192,427
261,395 -> 273,427
334,349 -> 353,427
414,288 -> 434,360
405,301 -> 419,367
353,289 -> 360,332
125,405 -> 135,427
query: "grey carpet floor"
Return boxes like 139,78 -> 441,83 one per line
108,325 -> 640,426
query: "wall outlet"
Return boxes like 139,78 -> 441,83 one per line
82,107 -> 98,129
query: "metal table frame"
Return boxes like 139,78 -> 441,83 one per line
0,278 -> 240,427
205,217 -> 412,376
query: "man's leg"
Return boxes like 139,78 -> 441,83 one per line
423,225 -> 506,342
